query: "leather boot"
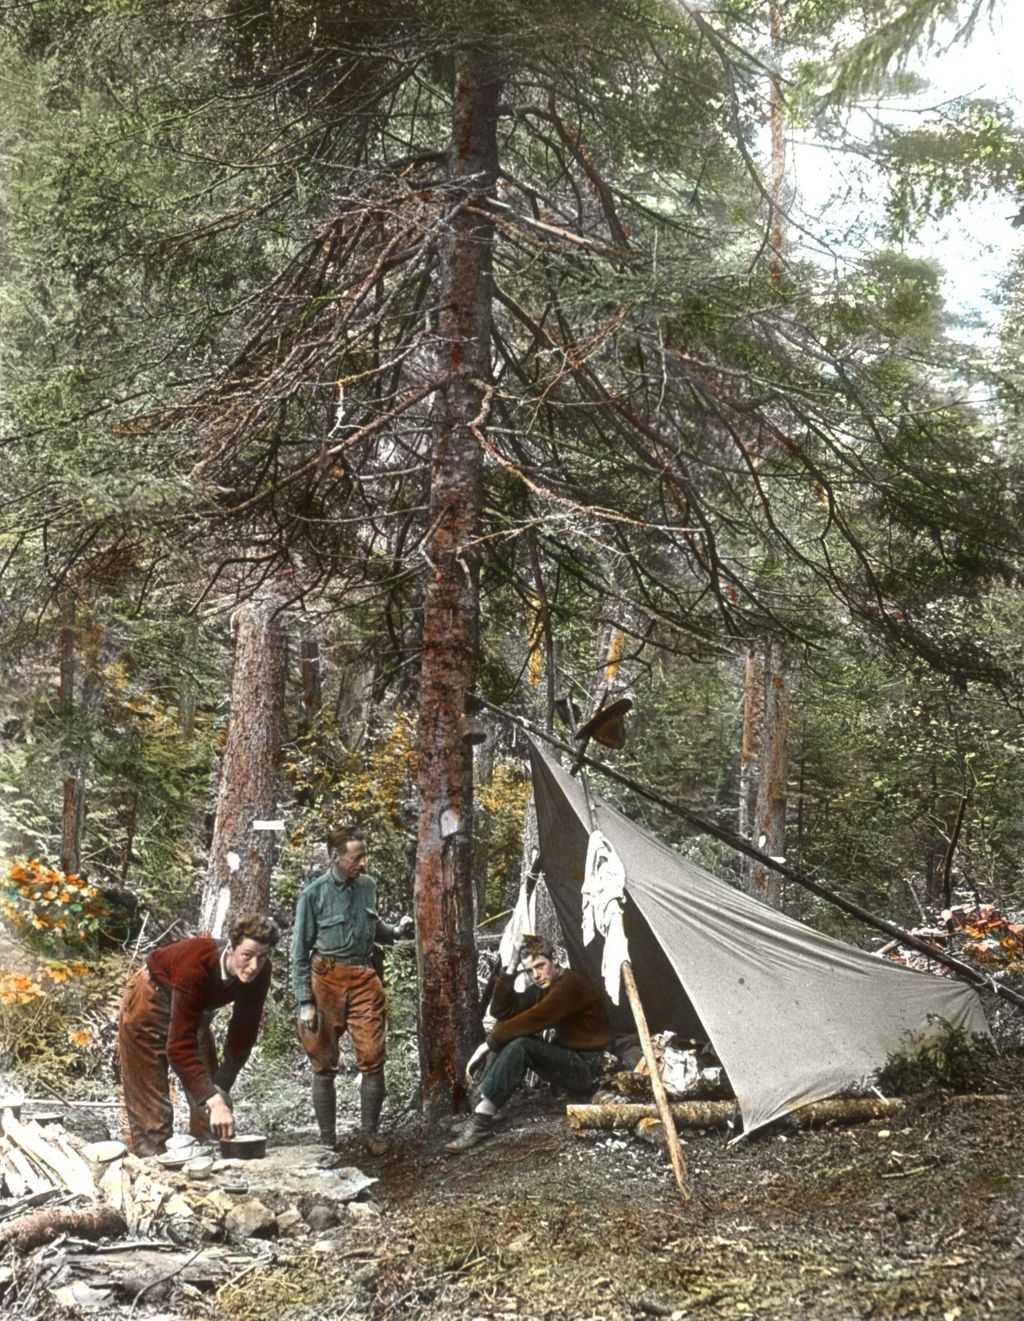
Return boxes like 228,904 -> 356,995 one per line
444,1111 -> 494,1153
311,1073 -> 337,1147
359,1072 -> 388,1155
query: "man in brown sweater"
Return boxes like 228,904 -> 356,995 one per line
117,914 -> 279,1156
446,938 -> 609,1152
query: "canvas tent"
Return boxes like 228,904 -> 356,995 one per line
527,740 -> 991,1137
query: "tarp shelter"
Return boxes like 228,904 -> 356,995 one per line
528,740 -> 991,1136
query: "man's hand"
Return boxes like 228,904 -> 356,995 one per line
465,1041 -> 493,1086
298,1001 -> 318,1033
205,1091 -> 235,1139
395,914 -> 414,940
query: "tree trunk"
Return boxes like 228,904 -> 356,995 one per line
768,0 -> 785,283
60,770 -> 85,877
57,594 -> 85,877
200,596 -> 287,933
414,47 -> 501,1125
748,641 -> 788,908
300,636 -> 321,731
738,645 -> 764,850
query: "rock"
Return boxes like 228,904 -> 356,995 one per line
635,1116 -> 668,1150
163,1194 -> 195,1219
224,1198 -> 276,1239
276,1208 -> 305,1236
51,1282 -> 114,1312
305,1203 -> 339,1232
312,1236 -> 347,1253
347,1201 -> 382,1219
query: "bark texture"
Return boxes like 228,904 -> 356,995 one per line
300,636 -> 321,730
748,641 -> 788,907
200,596 -> 286,931
414,48 -> 501,1124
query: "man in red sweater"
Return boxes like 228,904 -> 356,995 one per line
446,937 -> 609,1152
117,914 -> 279,1156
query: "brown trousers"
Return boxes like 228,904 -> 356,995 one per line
298,957 -> 386,1076
117,966 -> 217,1156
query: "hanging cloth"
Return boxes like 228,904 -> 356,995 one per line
582,829 -> 630,1004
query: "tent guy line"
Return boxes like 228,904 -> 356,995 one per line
471,695 -> 1024,1015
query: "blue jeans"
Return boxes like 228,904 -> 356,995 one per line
482,1036 -> 605,1109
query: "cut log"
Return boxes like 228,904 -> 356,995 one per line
0,1111 -> 96,1198
566,1093 -> 1012,1134
567,1098 -> 742,1132
0,1204 -> 126,1252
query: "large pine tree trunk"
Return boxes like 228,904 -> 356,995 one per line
414,48 -> 501,1125
200,596 -> 286,933
748,640 -> 789,908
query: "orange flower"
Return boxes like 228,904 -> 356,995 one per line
69,1029 -> 93,1047
0,974 -> 44,1005
58,891 -> 72,904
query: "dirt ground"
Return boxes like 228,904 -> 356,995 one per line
302,1078 -> 1024,1321
4,1054 -> 1023,1321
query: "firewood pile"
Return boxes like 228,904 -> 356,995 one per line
1,1101 -> 382,1312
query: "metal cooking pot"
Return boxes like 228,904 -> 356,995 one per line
219,1134 -> 267,1159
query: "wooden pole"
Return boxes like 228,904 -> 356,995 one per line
563,677 -> 691,1208
612,914 -> 690,1205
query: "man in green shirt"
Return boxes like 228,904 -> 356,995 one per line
292,827 -> 412,1154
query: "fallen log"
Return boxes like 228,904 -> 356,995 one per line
0,1204 -> 127,1252
566,1093 -> 1012,1134
568,1098 -> 742,1132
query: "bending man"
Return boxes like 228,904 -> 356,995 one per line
446,937 -> 609,1152
117,913 -> 279,1156
292,826 -> 412,1155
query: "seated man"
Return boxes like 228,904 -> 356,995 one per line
117,913 -> 279,1156
446,936 -> 609,1153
